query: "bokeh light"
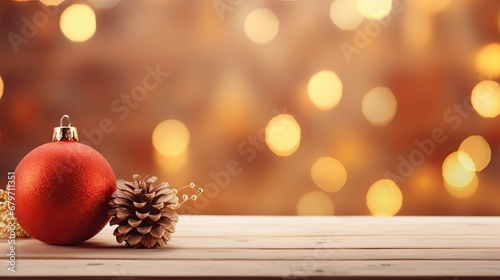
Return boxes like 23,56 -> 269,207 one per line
475,43 -> 500,77
442,152 -> 476,188
356,0 -> 393,20
60,4 -> 96,42
307,70 -> 343,110
445,173 -> 479,199
310,157 -> 347,193
265,114 -> 301,157
366,179 -> 402,216
471,80 -> 500,118
244,9 -> 279,44
458,135 -> 491,172
456,151 -> 476,172
152,119 -> 190,157
39,0 -> 64,6
0,75 -> 4,101
362,86 -> 397,126
330,0 -> 364,31
296,191 -> 334,215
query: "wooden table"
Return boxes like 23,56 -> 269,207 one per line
2,216 -> 500,279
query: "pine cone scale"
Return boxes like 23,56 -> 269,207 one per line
155,188 -> 172,197
156,195 -> 174,204
150,226 -> 166,238
135,211 -> 149,219
152,202 -> 164,210
148,213 -> 162,221
126,234 -> 142,247
133,201 -> 147,208
127,219 -> 142,227
116,234 -> 126,243
109,217 -> 122,226
156,237 -> 167,247
137,226 -> 152,235
165,223 -> 175,233
113,191 -> 136,201
140,235 -> 155,248
114,225 -> 133,236
160,211 -> 179,222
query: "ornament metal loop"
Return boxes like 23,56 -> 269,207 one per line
60,115 -> 71,127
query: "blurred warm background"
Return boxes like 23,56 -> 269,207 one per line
0,0 -> 499,216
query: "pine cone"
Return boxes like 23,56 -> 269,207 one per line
108,175 -> 179,248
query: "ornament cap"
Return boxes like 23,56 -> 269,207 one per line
53,115 -> 79,142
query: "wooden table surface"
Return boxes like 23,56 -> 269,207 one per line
2,215 -> 500,279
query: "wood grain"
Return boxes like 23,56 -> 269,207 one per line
1,215 -> 499,277
8,260 -> 500,277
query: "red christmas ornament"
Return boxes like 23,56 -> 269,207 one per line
15,115 -> 116,245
